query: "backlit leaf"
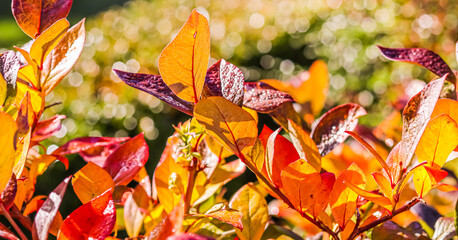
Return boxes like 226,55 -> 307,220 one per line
416,114 -> 458,167
194,96 -> 257,158
33,176 -> 70,240
124,185 -> 150,237
72,162 -> 114,204
103,133 -> 149,185
15,81 -> 44,114
12,0 -> 72,38
310,172 -> 335,217
0,51 -> 20,108
345,182 -> 392,211
268,102 -> 307,131
115,70 -> 194,115
204,59 -> 244,106
31,114 -> 66,142
148,201 -> 184,240
57,189 -> 116,240
413,166 -> 432,197
378,46 -> 456,84
40,19 -> 86,96
372,172 -> 393,202
158,9 -> 210,103
202,209 -> 243,230
229,183 -> 268,240
0,112 -> 17,193
386,142 -> 403,184
401,76 -> 445,167
311,103 -> 366,157
243,82 -> 294,113
431,99 -> 458,121
287,119 -> 321,171
1,174 -> 17,211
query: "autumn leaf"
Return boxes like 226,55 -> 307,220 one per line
31,114 -> 66,142
103,133 -> 149,185
378,46 -> 456,84
229,183 -> 268,240
385,141 -> 403,184
372,172 -> 394,203
287,119 -> 321,171
72,162 -> 114,204
242,82 -> 294,113
311,103 -> 366,157
124,185 -> 150,237
57,189 -> 116,240
33,176 -> 70,240
431,99 -> 458,120
194,96 -> 257,158
158,9 -> 210,103
1,174 -> 17,211
344,181 -> 392,211
401,76 -> 445,167
416,114 -> 458,168
201,208 -> 243,230
148,201 -> 184,240
413,166 -> 432,197
0,112 -> 18,193
115,70 -> 194,116
204,59 -> 245,106
0,51 -> 20,108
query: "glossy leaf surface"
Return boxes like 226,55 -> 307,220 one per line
12,0 -> 73,38
194,97 -> 257,158
204,59 -> 244,105
32,115 -> 66,142
58,189 -> 116,240
311,103 -> 366,156
158,9 -> 210,103
72,162 -> 114,204
115,70 -> 194,115
242,82 -> 294,113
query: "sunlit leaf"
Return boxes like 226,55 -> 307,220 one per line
202,209 -> 243,230
431,99 -> 458,121
0,51 -> 20,108
115,70 -> 194,115
287,119 -> 321,171
41,19 -> 86,96
103,133 -> 149,185
413,166 -> 432,197
15,81 -> 44,114
29,154 -> 60,184
268,102 -> 307,131
167,233 -> 215,240
229,183 -> 268,240
311,103 -> 366,156
242,82 -> 294,113
12,0 -> 72,38
0,112 -> 17,193
1,174 -> 17,211
158,9 -> 210,103
378,46 -> 456,84
401,76 -> 445,167
31,114 -> 66,142
33,176 -> 70,240
194,96 -> 257,158
385,141 -> 403,184
416,114 -> 458,168
345,182 -> 392,211
148,201 -> 184,240
72,162 -> 114,204
372,172 -> 393,202
204,59 -> 244,106
124,185 -> 150,237
58,189 -> 116,240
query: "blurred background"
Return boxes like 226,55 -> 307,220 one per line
1,0 -> 457,219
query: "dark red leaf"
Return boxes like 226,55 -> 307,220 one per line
33,176 -> 70,240
78,143 -> 121,167
204,59 -> 244,105
1,174 -> 17,211
0,222 -> 19,240
243,82 -> 294,113
378,46 -> 456,84
103,133 -> 149,185
311,103 -> 367,157
115,69 -> 194,116
52,136 -> 129,156
0,51 -> 20,107
31,115 -> 66,142
57,189 -> 116,240
401,76 -> 445,166
11,0 -> 73,38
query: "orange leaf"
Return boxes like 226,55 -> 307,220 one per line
431,99 -> 458,120
287,119 -> 321,171
344,181 -> 392,211
416,114 -> 458,168
202,209 -> 243,230
72,162 -> 115,204
0,112 -> 17,193
434,183 -> 458,192
158,9 -> 210,103
194,97 -> 257,158
30,19 -> 69,68
372,172 -> 393,203
423,165 -> 448,184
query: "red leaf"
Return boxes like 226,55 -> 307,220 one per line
311,103 -> 366,157
168,233 -> 214,240
31,115 -> 66,142
57,189 -> 116,240
0,222 -> 19,240
378,46 -> 456,84
423,165 -> 448,183
12,0 -> 73,38
204,59 -> 245,106
115,70 -> 194,116
243,82 -> 294,113
401,76 -> 445,167
33,176 -> 70,240
1,174 -> 17,211
103,133 -> 149,185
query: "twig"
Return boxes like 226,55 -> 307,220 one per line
43,101 -> 62,111
0,203 -> 28,240
184,158 -> 198,214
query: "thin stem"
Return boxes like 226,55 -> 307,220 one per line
0,203 -> 28,240
348,197 -> 421,239
184,158 -> 198,214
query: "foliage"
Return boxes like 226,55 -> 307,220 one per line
0,1 -> 457,240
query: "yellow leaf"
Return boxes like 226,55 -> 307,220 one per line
431,99 -> 458,120
72,162 -> 115,204
30,19 -> 69,68
0,111 -> 18,192
372,172 -> 393,203
194,97 -> 257,158
413,166 -> 432,197
15,81 -> 44,115
416,114 -> 458,168
158,9 -> 210,103
229,183 -> 268,240
18,64 -> 39,89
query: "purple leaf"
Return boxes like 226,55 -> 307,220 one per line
401,75 -> 445,167
32,176 -> 71,240
243,82 -> 294,113
115,69 -> 194,116
378,46 -> 456,84
204,59 -> 245,105
0,51 -> 20,106
311,103 -> 367,156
